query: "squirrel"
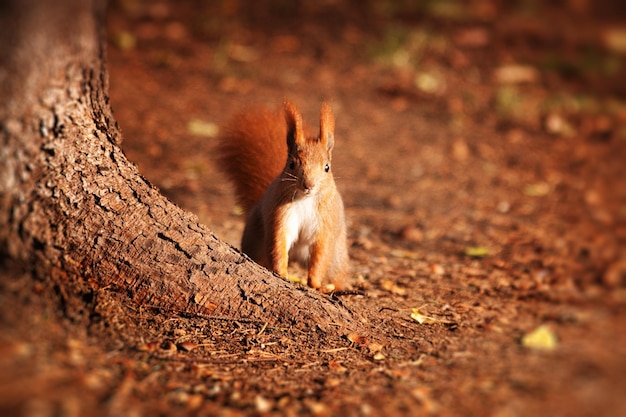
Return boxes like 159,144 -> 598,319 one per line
216,99 -> 349,290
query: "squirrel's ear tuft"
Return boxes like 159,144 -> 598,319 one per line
320,101 -> 335,151
284,99 -> 304,148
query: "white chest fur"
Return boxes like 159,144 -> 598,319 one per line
283,195 -> 319,264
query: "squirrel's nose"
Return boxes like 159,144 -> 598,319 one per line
301,178 -> 313,193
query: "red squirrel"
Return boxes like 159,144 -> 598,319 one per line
216,99 -> 349,290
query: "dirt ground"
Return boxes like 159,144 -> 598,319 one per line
2,1 -> 626,416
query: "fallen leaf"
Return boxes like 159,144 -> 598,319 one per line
347,333 -> 368,345
328,360 -> 347,372
522,324 -> 558,350
381,279 -> 407,295
177,341 -> 197,352
410,308 -> 440,324
523,182 -> 550,197
411,308 -> 457,326
544,113 -> 575,137
494,64 -> 539,84
464,246 -> 490,257
429,263 -> 445,275
414,71 -> 445,94
187,119 -> 219,138
112,31 -> 136,51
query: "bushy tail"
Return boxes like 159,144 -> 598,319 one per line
216,105 -> 288,214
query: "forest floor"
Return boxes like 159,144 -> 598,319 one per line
2,1 -> 626,416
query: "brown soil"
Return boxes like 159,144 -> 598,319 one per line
2,1 -> 626,416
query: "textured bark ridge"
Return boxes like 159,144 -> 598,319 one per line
0,0 -> 359,332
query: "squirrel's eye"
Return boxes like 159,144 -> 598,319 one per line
289,160 -> 296,170
324,163 -> 330,172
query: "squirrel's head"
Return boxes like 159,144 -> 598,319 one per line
284,100 -> 335,197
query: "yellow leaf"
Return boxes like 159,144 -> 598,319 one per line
410,308 -> 439,324
112,31 -> 136,51
523,182 -> 550,197
187,119 -> 219,138
465,246 -> 490,257
522,325 -> 558,350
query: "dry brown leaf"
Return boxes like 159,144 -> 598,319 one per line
381,279 -> 407,295
328,360 -> 347,373
347,333 -> 368,345
177,341 -> 197,352
429,263 -> 446,275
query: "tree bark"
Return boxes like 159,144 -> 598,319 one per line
0,0 -> 359,332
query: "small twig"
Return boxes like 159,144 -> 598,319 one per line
321,347 -> 349,353
257,321 -> 269,336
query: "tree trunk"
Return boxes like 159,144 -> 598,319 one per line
0,0 -> 359,333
